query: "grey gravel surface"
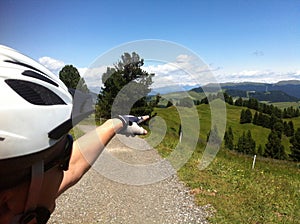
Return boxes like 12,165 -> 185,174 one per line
48,126 -> 214,224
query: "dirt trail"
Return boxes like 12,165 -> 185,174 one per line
48,125 -> 213,224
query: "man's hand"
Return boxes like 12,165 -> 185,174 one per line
117,115 -> 150,136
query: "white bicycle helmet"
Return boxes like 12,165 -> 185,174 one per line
0,45 -> 93,223
0,45 -> 93,189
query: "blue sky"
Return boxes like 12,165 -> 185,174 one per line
1,0 -> 300,91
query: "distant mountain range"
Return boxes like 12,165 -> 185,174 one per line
91,80 -> 300,103
190,80 -> 300,102
225,89 -> 299,102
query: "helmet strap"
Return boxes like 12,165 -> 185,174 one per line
10,160 -> 54,224
15,160 -> 46,223
24,160 -> 44,212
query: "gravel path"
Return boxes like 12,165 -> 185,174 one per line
48,125 -> 214,224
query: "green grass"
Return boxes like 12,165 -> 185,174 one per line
150,102 -> 300,224
179,149 -> 300,223
225,104 -> 291,151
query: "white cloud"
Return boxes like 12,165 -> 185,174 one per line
38,55 -> 300,94
294,70 -> 300,76
234,70 -> 263,76
215,69 -> 300,84
36,54 -> 220,93
79,66 -> 107,93
38,56 -> 65,74
38,56 -> 107,93
143,54 -> 218,89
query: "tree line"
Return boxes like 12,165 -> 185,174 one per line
195,92 -> 298,161
234,97 -> 300,119
201,92 -> 300,161
240,108 -> 295,137
201,93 -> 300,119
225,123 -> 300,162
223,105 -> 300,162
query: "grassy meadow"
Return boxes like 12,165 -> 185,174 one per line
152,101 -> 300,224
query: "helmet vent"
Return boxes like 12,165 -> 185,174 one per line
5,79 -> 66,105
22,70 -> 59,87
4,60 -> 48,76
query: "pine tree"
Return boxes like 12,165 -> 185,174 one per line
240,109 -> 245,124
288,120 -> 295,137
223,92 -> 233,105
269,114 -> 280,129
257,144 -> 264,156
253,112 -> 259,125
246,130 -> 256,154
290,128 -> 300,162
247,98 -> 259,110
264,130 -> 286,160
245,109 -> 253,123
236,130 -> 256,154
273,121 -> 284,137
224,126 -> 234,150
59,65 -> 89,93
96,52 -> 154,120
235,97 -> 243,106
236,132 -> 245,153
240,109 -> 252,124
283,121 -> 290,137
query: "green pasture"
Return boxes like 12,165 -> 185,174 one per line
152,102 -> 300,223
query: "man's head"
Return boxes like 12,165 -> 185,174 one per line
0,45 -> 91,223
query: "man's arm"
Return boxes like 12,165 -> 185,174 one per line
57,118 -> 123,196
57,116 -> 148,196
